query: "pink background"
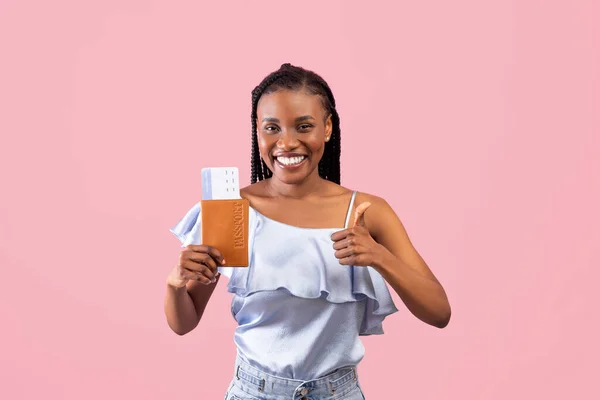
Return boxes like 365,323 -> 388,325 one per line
1,1 -> 599,399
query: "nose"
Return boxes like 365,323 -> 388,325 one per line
276,129 -> 299,150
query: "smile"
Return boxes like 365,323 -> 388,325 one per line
275,155 -> 307,168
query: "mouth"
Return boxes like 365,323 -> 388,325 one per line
274,155 -> 308,169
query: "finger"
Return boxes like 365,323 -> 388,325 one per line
180,268 -> 203,282
338,255 -> 357,266
339,253 -> 369,266
180,260 -> 217,280
334,246 -> 356,260
179,269 -> 195,280
353,202 -> 372,228
193,273 -> 213,285
181,262 -> 217,281
330,229 -> 351,242
185,245 -> 225,265
182,268 -> 214,285
195,269 -> 220,285
186,252 -> 218,271
332,238 -> 353,251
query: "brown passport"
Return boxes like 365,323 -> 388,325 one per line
200,199 -> 249,267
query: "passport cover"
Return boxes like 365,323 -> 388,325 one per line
200,198 -> 249,267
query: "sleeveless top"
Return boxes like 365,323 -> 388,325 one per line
170,191 -> 398,381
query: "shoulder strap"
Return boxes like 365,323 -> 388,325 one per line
343,191 -> 358,228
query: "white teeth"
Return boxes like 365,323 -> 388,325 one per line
276,156 -> 305,166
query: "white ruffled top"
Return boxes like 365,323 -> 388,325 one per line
170,191 -> 398,380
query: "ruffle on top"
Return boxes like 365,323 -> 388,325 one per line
170,202 -> 398,335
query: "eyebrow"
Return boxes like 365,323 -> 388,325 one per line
261,115 -> 316,123
296,115 -> 315,122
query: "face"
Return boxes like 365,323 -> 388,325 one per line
256,90 -> 332,185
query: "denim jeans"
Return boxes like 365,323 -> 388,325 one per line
224,355 -> 366,400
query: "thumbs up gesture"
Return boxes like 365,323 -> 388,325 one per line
331,202 -> 385,267
352,202 -> 371,228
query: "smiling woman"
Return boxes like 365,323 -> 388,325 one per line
164,63 -> 451,400
250,63 -> 341,185
258,91 -> 330,181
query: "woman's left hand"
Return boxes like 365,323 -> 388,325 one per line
331,202 -> 388,267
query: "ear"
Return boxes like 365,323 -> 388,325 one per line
325,114 -> 333,142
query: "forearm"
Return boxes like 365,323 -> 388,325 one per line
373,249 -> 451,328
164,284 -> 199,335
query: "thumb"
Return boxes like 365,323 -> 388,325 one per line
353,202 -> 372,228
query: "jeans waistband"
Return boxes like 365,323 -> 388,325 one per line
229,354 -> 361,399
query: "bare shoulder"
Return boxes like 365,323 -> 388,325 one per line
240,182 -> 264,195
354,191 -> 392,208
353,191 -> 431,271
353,191 -> 401,241
240,181 -> 269,200
354,191 -> 397,217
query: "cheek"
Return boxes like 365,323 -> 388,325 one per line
307,136 -> 327,154
257,135 -> 273,158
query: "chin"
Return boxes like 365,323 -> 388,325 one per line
276,176 -> 308,185
271,170 -> 308,185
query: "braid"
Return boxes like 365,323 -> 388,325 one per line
311,74 -> 341,184
250,71 -> 285,183
250,64 -> 342,184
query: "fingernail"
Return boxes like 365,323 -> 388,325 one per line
221,259 -> 226,265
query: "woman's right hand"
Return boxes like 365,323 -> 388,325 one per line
167,245 -> 225,288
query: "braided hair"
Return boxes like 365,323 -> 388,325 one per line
250,63 -> 341,184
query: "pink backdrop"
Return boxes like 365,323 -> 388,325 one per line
1,1 -> 599,399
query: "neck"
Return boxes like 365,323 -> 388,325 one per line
265,169 -> 327,199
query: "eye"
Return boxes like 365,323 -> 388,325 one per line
298,124 -> 313,132
264,125 -> 280,133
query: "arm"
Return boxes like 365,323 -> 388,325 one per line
164,275 -> 221,335
366,196 -> 451,328
164,244 -> 224,335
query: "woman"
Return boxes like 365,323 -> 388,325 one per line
165,63 -> 451,399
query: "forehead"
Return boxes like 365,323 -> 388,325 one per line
257,90 -> 325,119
